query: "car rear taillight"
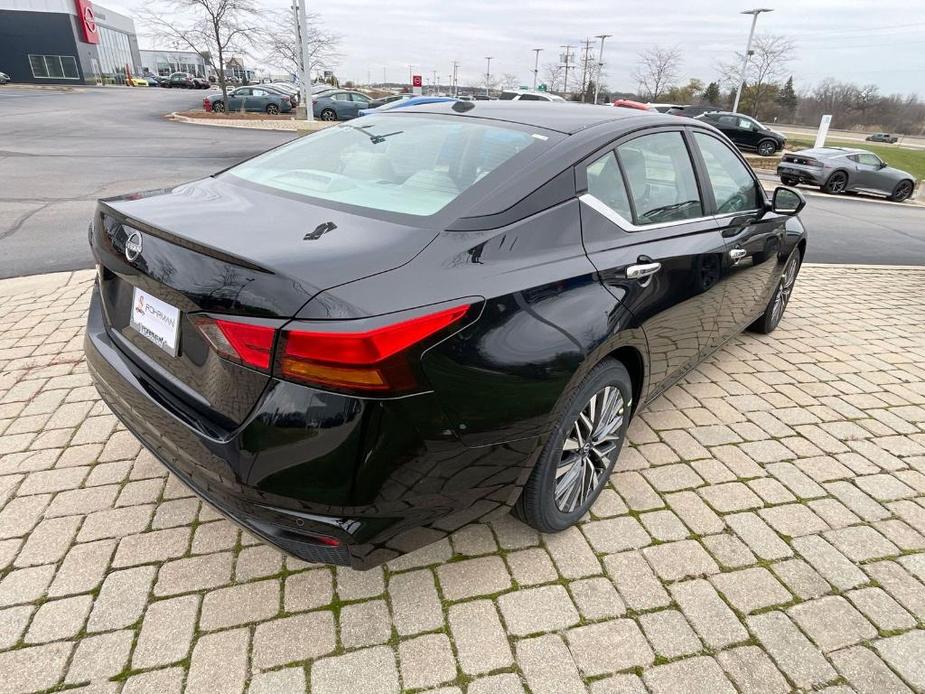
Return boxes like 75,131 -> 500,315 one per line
191,316 -> 275,371
192,304 -> 474,394
277,304 -> 472,394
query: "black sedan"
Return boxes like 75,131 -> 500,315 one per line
85,103 -> 807,569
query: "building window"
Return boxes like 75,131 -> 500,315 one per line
96,26 -> 136,84
29,55 -> 80,80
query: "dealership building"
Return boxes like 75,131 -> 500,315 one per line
0,0 -> 142,84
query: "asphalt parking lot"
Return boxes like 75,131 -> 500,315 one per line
0,87 -> 294,278
1,86 -> 924,276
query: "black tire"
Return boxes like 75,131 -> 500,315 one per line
514,359 -> 632,533
780,176 -> 797,187
211,101 -> 224,113
888,179 -> 914,202
822,170 -> 849,194
748,250 -> 801,334
757,139 -> 777,157
266,104 -> 280,115
320,108 -> 337,121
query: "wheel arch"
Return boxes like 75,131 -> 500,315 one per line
605,345 -> 646,418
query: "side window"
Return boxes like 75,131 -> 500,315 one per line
585,151 -> 632,221
737,118 -> 755,130
694,132 -> 762,213
617,131 -> 703,225
858,153 -> 881,167
251,89 -> 267,96
519,93 -> 543,101
235,88 -> 251,96
332,92 -> 351,101
718,116 -> 737,127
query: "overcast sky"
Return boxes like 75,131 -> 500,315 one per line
126,0 -> 925,96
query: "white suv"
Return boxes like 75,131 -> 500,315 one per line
499,89 -> 565,102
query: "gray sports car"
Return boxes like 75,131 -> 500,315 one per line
777,147 -> 916,202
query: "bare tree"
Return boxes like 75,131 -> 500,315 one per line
632,46 -> 681,101
260,9 -> 341,84
541,62 -> 564,92
500,72 -> 519,90
139,0 -> 262,107
718,34 -> 795,119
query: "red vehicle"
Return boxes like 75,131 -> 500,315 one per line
612,99 -> 656,112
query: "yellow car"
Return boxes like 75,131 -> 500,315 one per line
129,77 -> 148,87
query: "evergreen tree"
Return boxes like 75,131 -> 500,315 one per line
777,76 -> 798,117
702,81 -> 721,106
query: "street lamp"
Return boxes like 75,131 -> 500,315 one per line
732,8 -> 773,114
593,34 -> 611,104
531,48 -> 543,91
291,0 -> 313,121
484,56 -> 493,97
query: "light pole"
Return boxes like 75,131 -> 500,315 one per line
531,48 -> 543,91
484,56 -> 492,97
292,0 -> 313,121
409,64 -> 413,90
560,45 -> 573,95
452,61 -> 459,97
593,34 -> 611,104
732,8 -> 773,114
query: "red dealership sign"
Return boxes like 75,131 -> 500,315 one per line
75,0 -> 100,44
412,75 -> 422,87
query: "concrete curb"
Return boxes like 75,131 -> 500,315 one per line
167,112 -> 329,133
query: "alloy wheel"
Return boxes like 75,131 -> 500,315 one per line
758,141 -> 775,156
321,110 -> 337,121
770,255 -> 799,327
554,386 -> 625,512
827,173 -> 848,193
894,181 -> 913,202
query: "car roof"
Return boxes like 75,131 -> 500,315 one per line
387,101 -> 668,134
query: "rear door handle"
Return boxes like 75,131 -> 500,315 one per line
722,215 -> 757,238
626,262 -> 662,280
729,248 -> 747,262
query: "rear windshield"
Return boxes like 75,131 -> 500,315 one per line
227,115 -> 544,216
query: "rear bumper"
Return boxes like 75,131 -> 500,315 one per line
84,285 -> 536,568
777,163 -> 825,185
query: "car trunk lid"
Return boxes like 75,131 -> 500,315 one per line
91,176 -> 437,429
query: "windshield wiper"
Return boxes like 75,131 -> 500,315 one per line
641,200 -> 701,221
337,123 -> 403,144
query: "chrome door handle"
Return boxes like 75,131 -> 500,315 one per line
729,248 -> 747,262
626,262 -> 661,280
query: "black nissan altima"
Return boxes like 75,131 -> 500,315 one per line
85,102 -> 807,569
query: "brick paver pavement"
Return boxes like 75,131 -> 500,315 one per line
0,264 -> 924,693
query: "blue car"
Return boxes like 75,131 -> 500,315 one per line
358,96 -> 457,117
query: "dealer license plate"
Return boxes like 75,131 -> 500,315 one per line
129,286 -> 181,356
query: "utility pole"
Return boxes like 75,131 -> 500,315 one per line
531,48 -> 542,90
409,64 -> 413,90
432,69 -> 438,95
292,0 -> 313,121
579,37 -> 593,101
733,8 -> 773,113
452,60 -> 459,97
382,66 -> 387,85
593,33 -> 611,104
560,45 -> 573,95
484,56 -> 493,97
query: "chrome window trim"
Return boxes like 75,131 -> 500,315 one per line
579,193 -> 714,232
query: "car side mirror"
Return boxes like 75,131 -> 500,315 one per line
772,186 -> 805,216
879,162 -> 888,169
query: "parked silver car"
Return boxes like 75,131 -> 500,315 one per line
777,147 -> 916,202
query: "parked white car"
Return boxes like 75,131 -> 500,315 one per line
499,89 -> 565,102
